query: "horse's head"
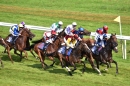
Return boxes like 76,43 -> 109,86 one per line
20,28 -> 35,40
83,38 -> 95,48
83,29 -> 91,36
108,33 -> 118,53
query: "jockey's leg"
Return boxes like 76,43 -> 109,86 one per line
91,46 -> 99,55
12,36 -> 18,44
65,47 -> 69,61
42,43 -> 49,51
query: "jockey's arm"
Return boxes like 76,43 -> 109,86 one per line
13,29 -> 19,36
64,37 -> 72,48
46,38 -> 52,43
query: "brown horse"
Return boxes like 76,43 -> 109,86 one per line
30,34 -> 64,69
4,28 -> 35,61
58,41 -> 101,76
86,34 -> 118,74
0,36 -> 13,63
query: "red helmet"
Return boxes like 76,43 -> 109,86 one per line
98,29 -> 103,35
51,30 -> 56,35
103,25 -> 108,31
74,34 -> 78,39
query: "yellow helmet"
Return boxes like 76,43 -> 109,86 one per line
18,24 -> 24,28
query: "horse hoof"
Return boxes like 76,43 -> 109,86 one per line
104,69 -> 108,71
99,73 -> 102,76
68,71 -> 73,76
50,64 -> 54,67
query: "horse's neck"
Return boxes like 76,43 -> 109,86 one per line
105,39 -> 112,51
72,43 -> 82,57
52,38 -> 61,49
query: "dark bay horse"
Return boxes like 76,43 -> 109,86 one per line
0,36 -> 13,63
4,28 -> 35,61
58,41 -> 101,76
86,34 -> 118,74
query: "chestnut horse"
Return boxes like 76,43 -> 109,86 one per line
4,28 -> 35,61
30,33 -> 64,69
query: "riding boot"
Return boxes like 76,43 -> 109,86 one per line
11,36 -> 17,44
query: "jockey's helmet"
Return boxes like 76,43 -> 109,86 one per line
72,22 -> 77,26
21,22 -> 25,26
97,29 -> 103,35
51,30 -> 56,35
103,25 -> 108,33
74,34 -> 78,39
58,21 -> 63,25
103,25 -> 108,31
79,27 -> 84,32
18,24 -> 24,28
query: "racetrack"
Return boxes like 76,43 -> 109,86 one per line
0,0 -> 130,86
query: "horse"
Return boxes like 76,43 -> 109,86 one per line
30,33 -> 64,69
4,28 -> 35,61
0,36 -> 13,63
86,33 -> 118,74
58,41 -> 101,76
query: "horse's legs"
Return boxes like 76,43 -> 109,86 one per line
58,53 -> 65,68
6,47 -> 13,63
81,61 -> 87,73
22,51 -> 28,59
30,49 -> 38,59
111,60 -> 118,74
14,49 -> 21,59
37,50 -> 46,69
48,56 -> 55,67
0,58 -> 4,68
71,62 -> 77,72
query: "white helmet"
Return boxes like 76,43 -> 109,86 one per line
58,21 -> 63,25
72,22 -> 77,26
18,24 -> 24,28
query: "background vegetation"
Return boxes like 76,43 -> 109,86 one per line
0,0 -> 130,86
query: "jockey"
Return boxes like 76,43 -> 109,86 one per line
73,27 -> 84,41
64,34 -> 78,57
63,22 -> 78,57
92,25 -> 108,55
50,21 -> 63,35
42,30 -> 57,50
95,25 -> 108,47
20,21 -> 26,28
9,24 -> 24,44
64,22 -> 77,36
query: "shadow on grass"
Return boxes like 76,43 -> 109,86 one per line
1,54 -> 21,62
27,63 -> 69,75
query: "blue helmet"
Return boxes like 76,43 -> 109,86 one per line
79,27 -> 84,32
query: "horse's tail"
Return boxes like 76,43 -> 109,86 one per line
29,44 -> 35,50
31,38 -> 43,43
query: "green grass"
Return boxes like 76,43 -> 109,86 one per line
0,0 -> 130,86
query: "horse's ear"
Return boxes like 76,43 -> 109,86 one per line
115,33 -> 116,35
111,33 -> 113,35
